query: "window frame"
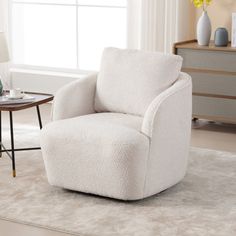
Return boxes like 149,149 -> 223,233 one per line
9,0 -> 128,73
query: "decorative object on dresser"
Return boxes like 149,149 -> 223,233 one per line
173,39 -> 236,124
232,13 -> 236,48
214,28 -> 228,47
191,0 -> 212,46
0,32 -> 10,95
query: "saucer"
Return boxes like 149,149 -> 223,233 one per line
6,94 -> 25,100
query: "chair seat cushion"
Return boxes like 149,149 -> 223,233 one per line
95,47 -> 183,116
40,113 -> 149,200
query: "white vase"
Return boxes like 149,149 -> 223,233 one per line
197,11 -> 212,46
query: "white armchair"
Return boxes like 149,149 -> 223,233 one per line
41,48 -> 192,200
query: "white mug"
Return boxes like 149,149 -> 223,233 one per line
10,88 -> 22,98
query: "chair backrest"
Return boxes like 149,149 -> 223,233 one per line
95,47 -> 183,116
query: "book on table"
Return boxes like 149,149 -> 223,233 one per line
0,94 -> 35,105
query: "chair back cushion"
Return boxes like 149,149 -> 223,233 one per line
94,48 -> 183,116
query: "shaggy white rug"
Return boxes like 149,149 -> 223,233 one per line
0,125 -> 235,236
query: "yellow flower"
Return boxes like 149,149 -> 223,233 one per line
191,0 -> 212,9
205,0 -> 212,5
192,0 -> 203,8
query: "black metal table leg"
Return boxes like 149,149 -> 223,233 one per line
0,105 -> 44,177
36,105 -> 42,129
0,111 -> 2,158
9,111 -> 16,177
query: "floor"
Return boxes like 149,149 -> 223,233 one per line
191,119 -> 236,153
0,103 -> 236,236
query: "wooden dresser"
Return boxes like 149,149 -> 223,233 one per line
174,39 -> 236,124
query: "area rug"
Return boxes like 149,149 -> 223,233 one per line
0,125 -> 236,236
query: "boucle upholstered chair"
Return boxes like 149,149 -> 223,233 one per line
40,48 -> 192,200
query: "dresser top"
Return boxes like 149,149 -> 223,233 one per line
174,39 -> 236,53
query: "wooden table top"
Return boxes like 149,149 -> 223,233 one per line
0,92 -> 54,111
173,39 -> 236,53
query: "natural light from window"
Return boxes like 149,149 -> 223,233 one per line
11,0 -> 127,71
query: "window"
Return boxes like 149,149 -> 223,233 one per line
11,0 -> 127,71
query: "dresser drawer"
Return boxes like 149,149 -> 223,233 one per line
190,72 -> 236,96
178,48 -> 236,72
193,96 -> 236,121
174,40 -> 236,124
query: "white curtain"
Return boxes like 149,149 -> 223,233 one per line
127,0 -> 195,53
0,0 -> 11,89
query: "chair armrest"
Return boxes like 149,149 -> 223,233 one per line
52,73 -> 98,121
141,72 -> 192,197
142,72 -> 192,138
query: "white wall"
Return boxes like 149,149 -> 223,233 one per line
11,69 -> 88,94
177,0 -> 196,41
